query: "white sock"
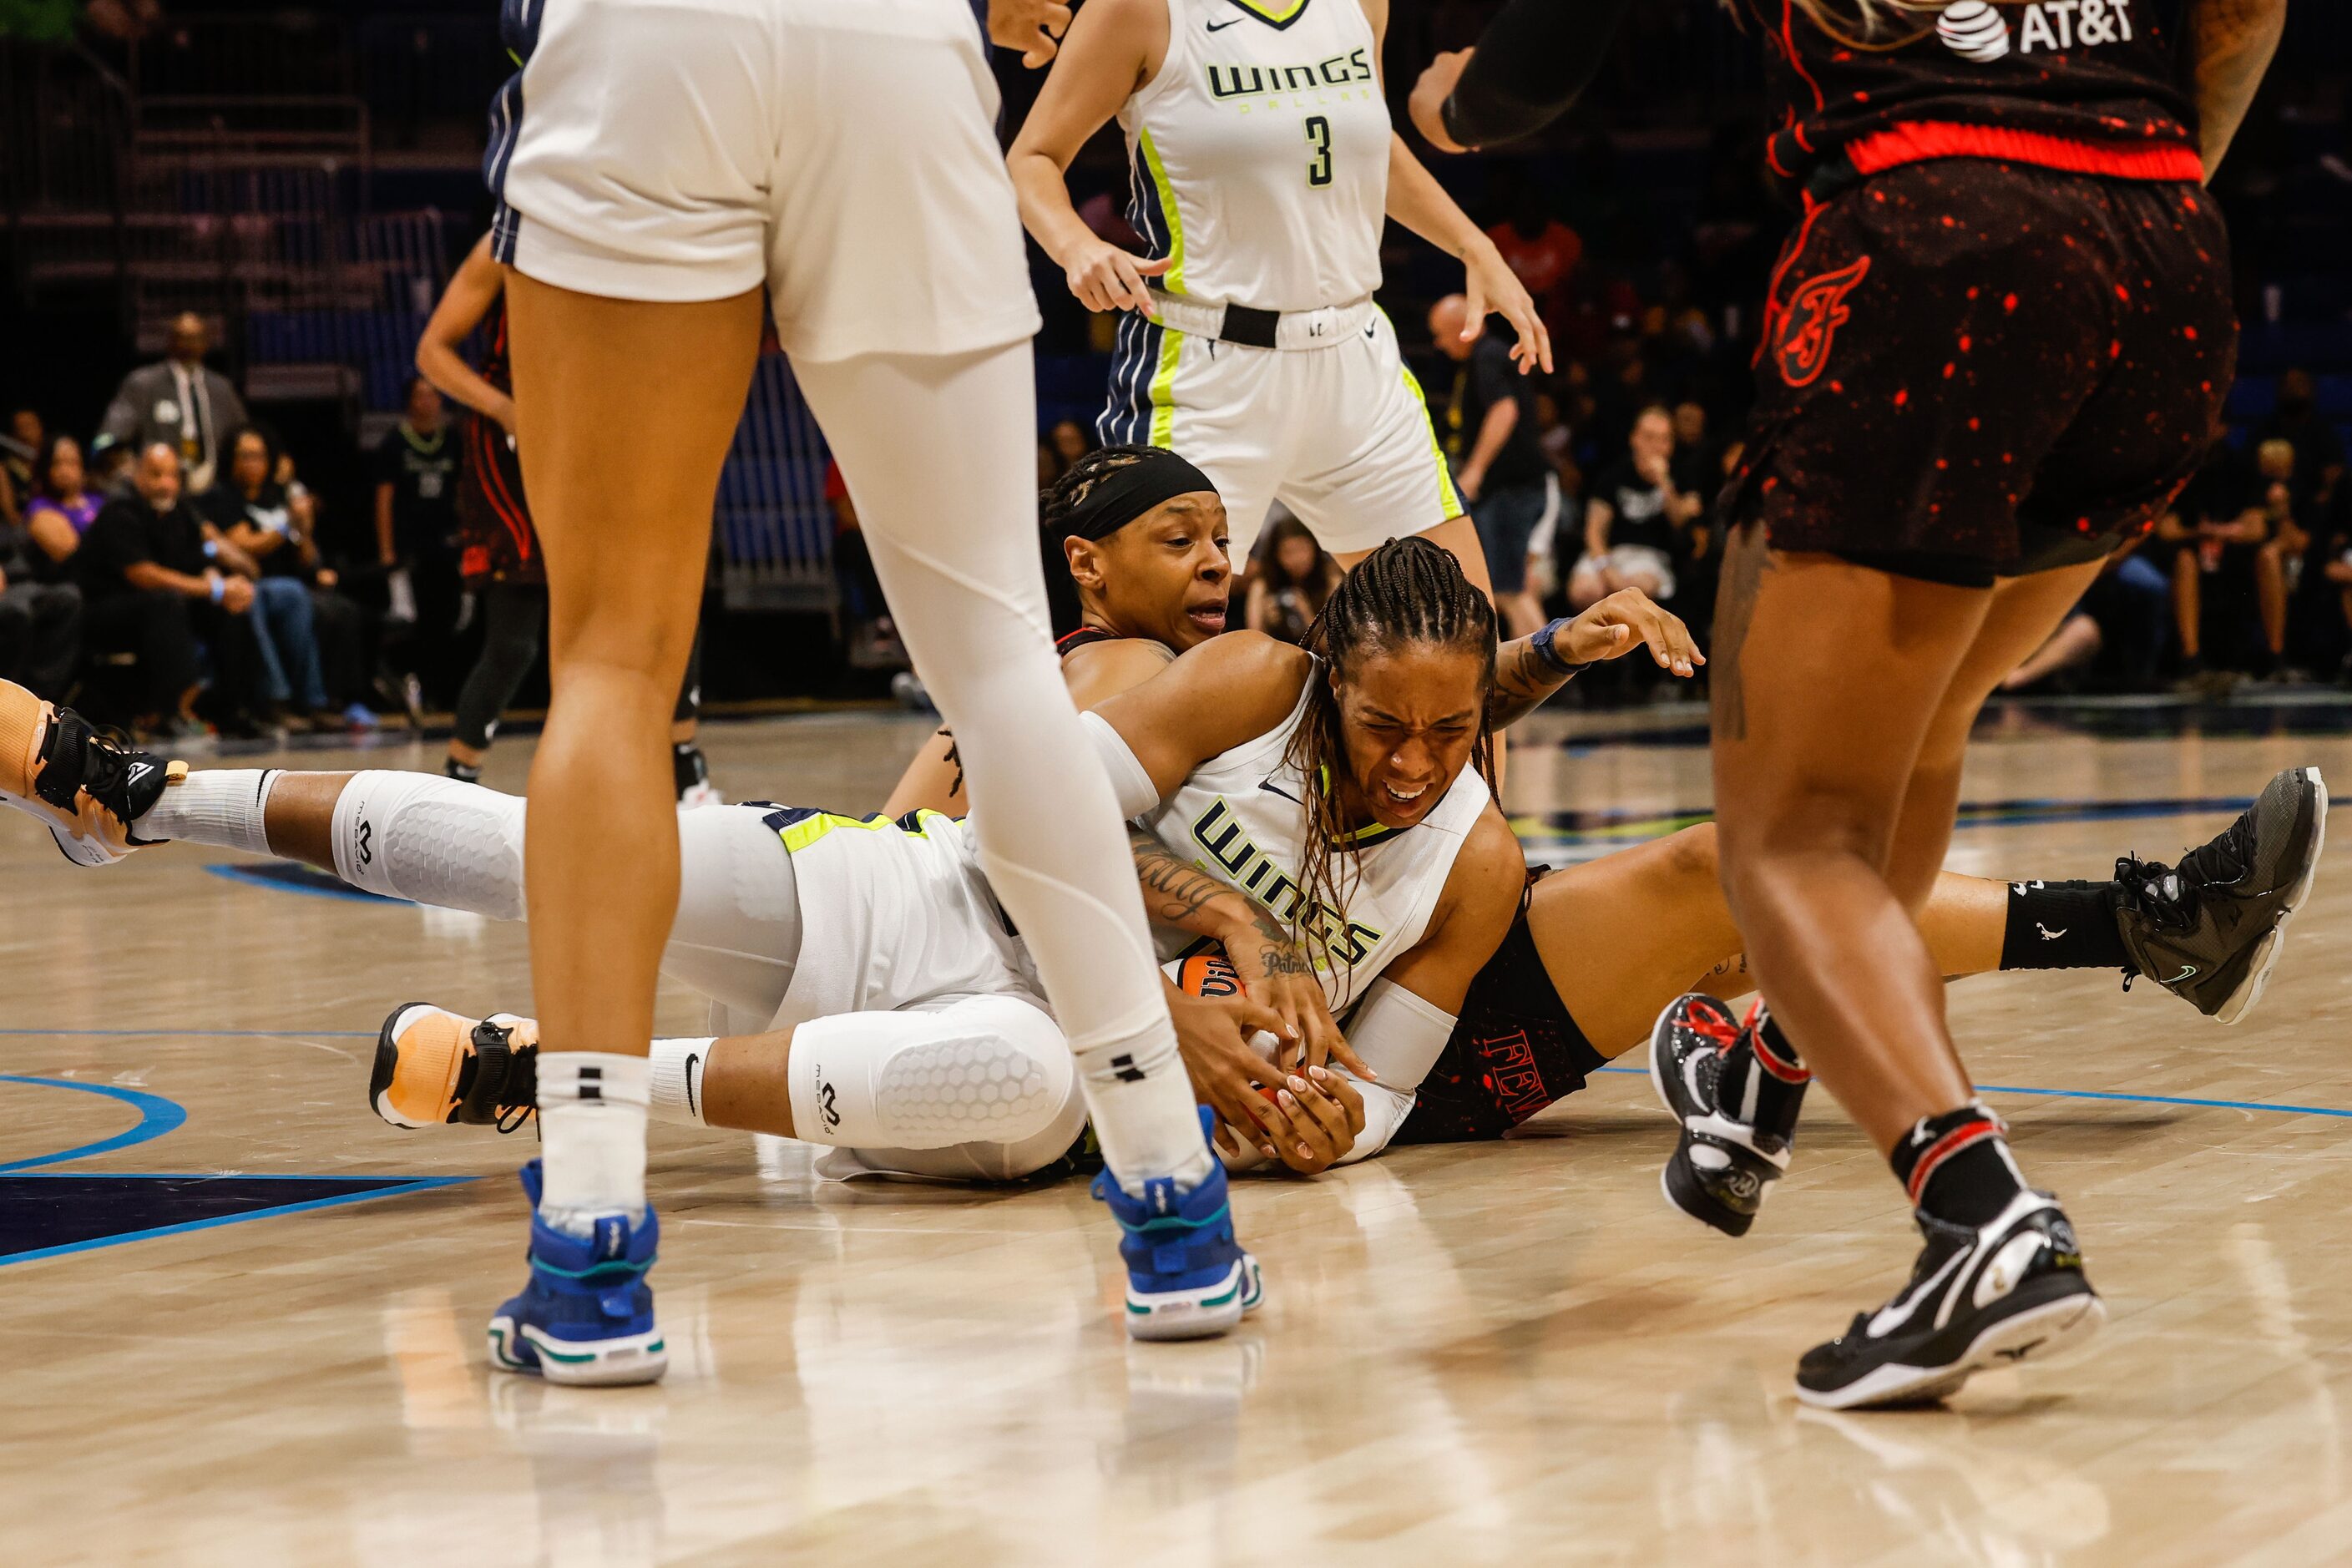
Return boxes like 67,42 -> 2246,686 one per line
134,769 -> 277,855
536,1052 -> 650,1236
648,1038 -> 716,1129
1073,1014 -> 1216,1196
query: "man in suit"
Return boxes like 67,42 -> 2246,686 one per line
97,314 -> 249,497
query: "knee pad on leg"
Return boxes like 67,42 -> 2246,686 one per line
331,770 -> 528,919
788,994 -> 1075,1151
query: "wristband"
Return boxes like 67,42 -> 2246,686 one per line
1530,617 -> 1587,676
209,573 -> 225,604
203,538 -> 220,559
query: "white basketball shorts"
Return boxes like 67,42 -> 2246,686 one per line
1098,305 -> 1462,559
488,0 -> 1040,363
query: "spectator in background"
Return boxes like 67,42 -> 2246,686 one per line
2258,368 -> 2344,515
372,375 -> 465,713
75,443 -> 262,737
205,425 -> 339,730
827,457 -> 903,666
22,433 -> 103,572
2161,433 -> 2283,688
96,313 -> 248,496
1570,404 -> 1697,613
0,407 -> 41,529
0,501 -> 81,705
1485,182 -> 1582,341
1431,292 -> 1551,639
1666,399 -> 1724,637
1245,516 -> 1342,646
1047,419 -> 1095,478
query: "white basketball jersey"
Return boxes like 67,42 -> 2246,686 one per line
1120,0 -> 1389,314
1139,670 -> 1490,1014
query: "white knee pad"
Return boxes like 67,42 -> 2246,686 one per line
330,771 -> 529,921
787,994 -> 1075,1151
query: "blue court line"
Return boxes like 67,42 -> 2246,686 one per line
203,862 -> 404,904
1591,1065 -> 2352,1120
0,1075 -> 189,1173
0,1175 -> 474,1268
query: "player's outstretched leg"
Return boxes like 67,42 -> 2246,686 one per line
1651,766 -> 2331,1241
0,683 -> 185,865
372,1004 -> 540,1132
2110,766 -> 2329,1024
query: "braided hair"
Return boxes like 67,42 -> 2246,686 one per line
1277,534 -> 1498,969
1038,445 -> 1161,640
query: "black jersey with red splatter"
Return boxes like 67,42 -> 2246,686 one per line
456,293 -> 538,583
1749,0 -> 2201,191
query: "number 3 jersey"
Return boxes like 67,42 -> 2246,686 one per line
1119,0 -> 1389,313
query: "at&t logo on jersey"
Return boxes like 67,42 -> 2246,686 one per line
1937,0 -> 2134,60
1205,48 -> 1373,102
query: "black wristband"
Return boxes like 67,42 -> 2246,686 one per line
1530,618 -> 1587,676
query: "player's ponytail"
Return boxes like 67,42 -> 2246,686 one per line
1278,535 -> 1498,970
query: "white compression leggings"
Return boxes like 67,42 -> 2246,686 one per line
792,344 -> 1206,1189
323,774 -> 1082,1179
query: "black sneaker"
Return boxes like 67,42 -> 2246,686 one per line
1649,994 -> 1801,1237
2113,766 -> 2327,1024
0,681 -> 186,866
1795,1191 -> 2105,1410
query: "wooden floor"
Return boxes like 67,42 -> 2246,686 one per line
7,698 -> 2351,1566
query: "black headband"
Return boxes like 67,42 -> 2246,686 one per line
1060,449 -> 1218,542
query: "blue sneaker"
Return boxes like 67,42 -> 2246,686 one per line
486,1160 -> 667,1386
1090,1109 -> 1262,1341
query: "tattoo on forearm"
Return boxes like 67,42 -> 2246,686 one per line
1489,636 -> 1576,729
1711,524 -> 1774,745
1130,826 -> 1237,931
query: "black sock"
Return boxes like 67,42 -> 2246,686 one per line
673,741 -> 708,797
444,758 -> 481,784
1889,1104 -> 2025,1227
1716,1006 -> 1809,1143
1999,879 -> 2129,972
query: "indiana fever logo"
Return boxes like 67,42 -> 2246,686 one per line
1773,256 -> 1872,389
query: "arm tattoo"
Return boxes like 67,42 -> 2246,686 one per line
1710,524 -> 1774,745
1488,636 -> 1578,730
1129,826 -> 1237,933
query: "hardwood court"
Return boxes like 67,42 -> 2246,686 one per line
4,700 -> 2349,1565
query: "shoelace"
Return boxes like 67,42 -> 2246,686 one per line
1683,999 -> 1744,1053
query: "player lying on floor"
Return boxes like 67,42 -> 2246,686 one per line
3,512 -> 2318,1194
881,447 -> 2328,1191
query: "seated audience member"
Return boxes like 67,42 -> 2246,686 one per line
0,407 -> 41,529
2258,369 -> 2344,517
22,433 -> 103,574
75,443 -> 263,737
1245,516 -> 1340,647
1047,419 -> 1095,478
0,503 -> 81,703
205,426 -> 334,730
2160,435 -> 2277,687
2000,541 -> 2172,694
1570,404 -> 1697,613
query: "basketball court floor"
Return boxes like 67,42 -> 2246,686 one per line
6,697 -> 2349,1565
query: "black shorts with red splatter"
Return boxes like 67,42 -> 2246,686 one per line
1391,870 -> 1606,1146
1722,159 -> 2235,588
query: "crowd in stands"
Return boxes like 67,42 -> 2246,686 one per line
0,312 -> 473,740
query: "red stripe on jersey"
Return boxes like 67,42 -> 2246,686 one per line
1056,625 -> 1120,656
1846,122 -> 2204,183
1904,1120 -> 2000,1205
